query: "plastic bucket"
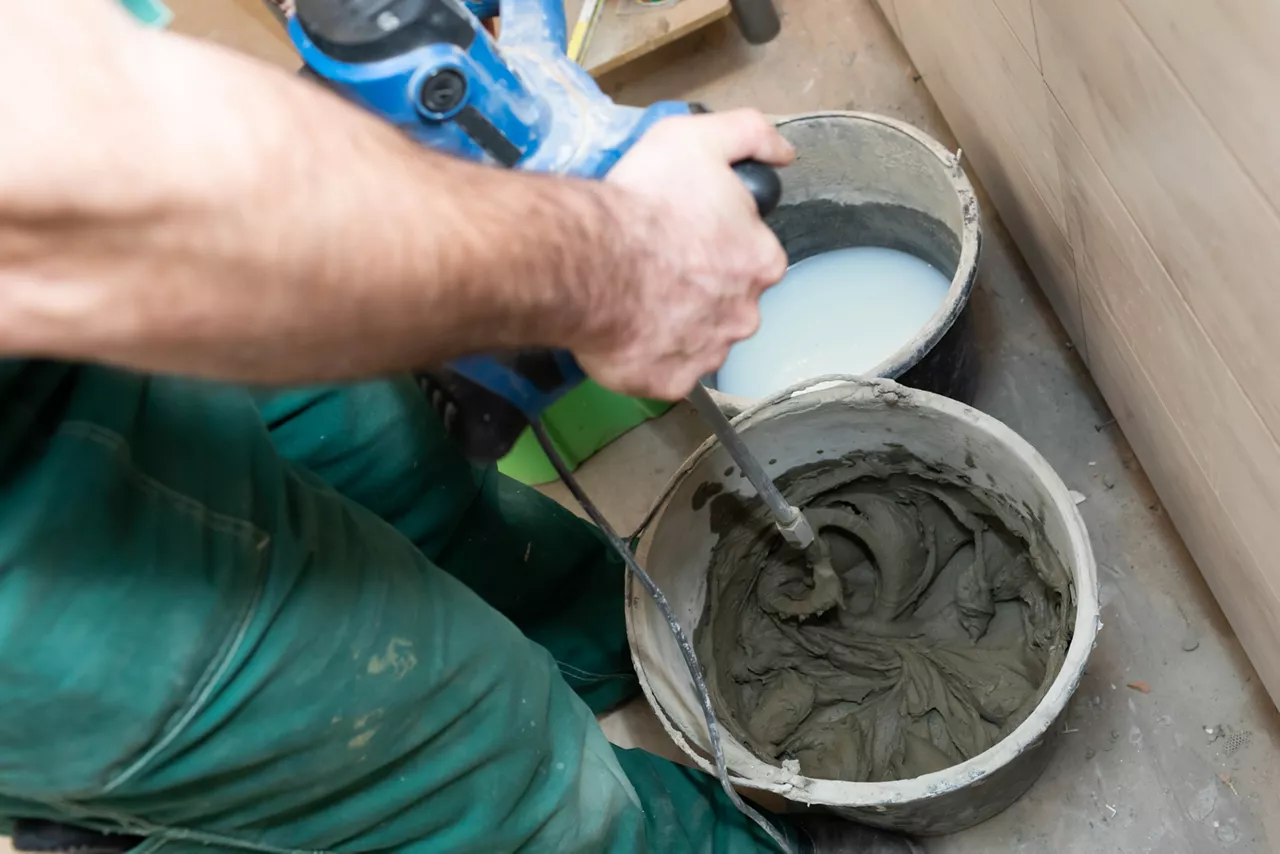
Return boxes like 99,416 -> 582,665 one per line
706,112 -> 981,410
627,377 -> 1098,835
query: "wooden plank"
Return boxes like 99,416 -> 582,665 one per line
943,73 -> 1082,351
1005,96 -> 1080,354
991,0 -> 1038,68
1034,0 -> 1280,442
564,0 -> 732,77
1058,113 -> 1280,699
894,0 -> 1081,349
894,0 -> 1280,713
896,0 -> 1063,229
1121,0 -> 1280,214
1080,284 -> 1280,704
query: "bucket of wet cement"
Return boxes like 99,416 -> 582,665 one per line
627,377 -> 1098,835
705,112 -> 980,410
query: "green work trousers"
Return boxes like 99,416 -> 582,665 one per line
0,361 -> 796,854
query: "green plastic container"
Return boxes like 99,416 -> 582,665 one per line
497,381 -> 671,485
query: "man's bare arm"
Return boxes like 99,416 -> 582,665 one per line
0,1 -> 792,398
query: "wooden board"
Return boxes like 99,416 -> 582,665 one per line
889,0 -> 1081,345
990,0 -> 1038,68
903,50 -> 1083,349
1059,112 -> 1280,701
883,0 -> 1280,710
1035,0 -> 1280,439
894,0 -> 1064,229
1121,0 -> 1280,213
564,0 -> 732,77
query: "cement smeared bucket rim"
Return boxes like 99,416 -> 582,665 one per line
626,376 -> 1100,808
706,111 -> 982,410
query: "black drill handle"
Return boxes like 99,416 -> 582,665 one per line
688,103 -> 783,216
419,110 -> 784,462
732,159 -> 782,217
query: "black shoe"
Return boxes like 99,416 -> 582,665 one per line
792,814 -> 925,854
13,819 -> 142,854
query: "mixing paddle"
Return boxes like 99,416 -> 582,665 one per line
686,384 -> 844,618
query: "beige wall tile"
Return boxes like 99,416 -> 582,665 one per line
1121,0 -> 1280,213
897,0 -> 1063,228
1060,114 -> 1280,698
992,0 -> 1039,68
1036,0 -> 1280,441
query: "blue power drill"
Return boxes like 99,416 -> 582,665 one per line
290,0 -> 781,461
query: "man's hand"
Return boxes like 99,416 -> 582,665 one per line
574,110 -> 795,400
0,6 -> 793,394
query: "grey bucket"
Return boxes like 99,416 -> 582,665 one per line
705,112 -> 981,410
627,378 -> 1099,835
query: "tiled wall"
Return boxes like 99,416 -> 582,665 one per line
877,0 -> 1280,704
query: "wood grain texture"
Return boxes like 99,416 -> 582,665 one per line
1035,0 -> 1280,441
889,0 -> 1280,711
564,0 -> 731,76
1121,0 -> 1280,213
1059,113 -> 1280,699
895,0 -> 1063,229
893,0 -> 1080,346
1079,283 -> 1280,698
991,0 -> 1038,68
927,69 -> 1082,351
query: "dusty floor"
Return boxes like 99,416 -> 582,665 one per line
539,1 -> 1280,851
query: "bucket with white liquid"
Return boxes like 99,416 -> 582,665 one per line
707,112 -> 980,409
627,378 -> 1098,835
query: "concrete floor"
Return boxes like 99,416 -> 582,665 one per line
541,1 -> 1280,851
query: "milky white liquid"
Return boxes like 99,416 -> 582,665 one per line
716,246 -> 951,399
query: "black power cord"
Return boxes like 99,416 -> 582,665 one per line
530,419 -> 794,854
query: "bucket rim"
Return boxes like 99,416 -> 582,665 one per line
626,376 -> 1100,808
706,110 -> 982,408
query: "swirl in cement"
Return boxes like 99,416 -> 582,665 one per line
695,455 -> 1075,782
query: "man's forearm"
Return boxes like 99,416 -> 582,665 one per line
0,5 -> 641,382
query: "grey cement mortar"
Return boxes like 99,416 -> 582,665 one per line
694,459 -> 1074,785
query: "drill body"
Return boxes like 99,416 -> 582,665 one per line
290,0 -> 777,459
290,0 -> 690,178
